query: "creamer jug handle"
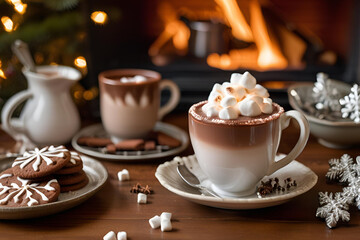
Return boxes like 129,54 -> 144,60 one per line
1,90 -> 33,136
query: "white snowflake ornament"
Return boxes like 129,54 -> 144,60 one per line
343,177 -> 360,210
318,154 -> 360,228
316,192 -> 351,228
326,154 -> 359,183
339,84 -> 360,123
312,73 -> 341,112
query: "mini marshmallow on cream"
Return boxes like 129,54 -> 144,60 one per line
202,72 -> 273,119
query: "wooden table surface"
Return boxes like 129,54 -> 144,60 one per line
1,112 -> 360,240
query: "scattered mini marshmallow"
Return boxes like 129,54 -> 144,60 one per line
120,75 -> 147,83
261,98 -> 273,114
238,98 -> 262,117
137,193 -> 147,204
247,95 -> 263,105
117,169 -> 130,181
233,86 -> 246,101
219,107 -> 238,119
220,95 -> 237,108
103,231 -> 116,240
160,212 -> 172,221
251,84 -> 270,98
208,91 -> 222,103
149,215 -> 161,229
212,83 -> 223,92
133,75 -> 147,82
161,218 -> 172,232
202,104 -> 219,118
239,71 -> 256,90
230,73 -> 242,84
117,231 -> 127,240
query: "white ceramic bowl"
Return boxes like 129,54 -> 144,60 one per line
288,81 -> 360,149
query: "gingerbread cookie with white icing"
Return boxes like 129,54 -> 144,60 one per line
12,145 -> 71,179
0,168 -> 60,207
55,169 -> 89,192
55,151 -> 84,175
55,170 -> 87,186
59,176 -> 89,192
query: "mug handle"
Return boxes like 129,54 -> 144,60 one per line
266,110 -> 310,175
1,90 -> 33,136
158,79 -> 180,120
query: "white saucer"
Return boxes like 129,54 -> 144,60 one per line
72,122 -> 189,161
0,155 -> 108,219
155,155 -> 318,210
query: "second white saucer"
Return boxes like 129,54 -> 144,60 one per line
155,154 -> 318,210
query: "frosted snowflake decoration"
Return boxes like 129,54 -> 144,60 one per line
12,145 -> 67,171
339,84 -> 360,123
317,154 -> 360,228
312,73 -> 341,112
343,177 -> 360,210
0,177 -> 57,206
326,154 -> 360,182
316,192 -> 351,228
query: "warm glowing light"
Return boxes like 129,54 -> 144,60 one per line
34,53 -> 44,64
149,3 -> 190,58
14,3 -> 27,14
250,0 -> 287,69
171,22 -> 190,51
207,0 -> 288,71
215,0 -> 253,42
74,90 -> 82,100
50,62 -> 58,65
83,90 -> 94,101
0,69 -> 6,79
91,11 -> 108,24
1,16 -> 14,32
74,56 -> 87,68
6,0 -> 27,14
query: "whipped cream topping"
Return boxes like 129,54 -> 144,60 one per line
202,72 -> 273,119
120,75 -> 147,83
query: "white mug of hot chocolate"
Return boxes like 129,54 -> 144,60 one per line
188,72 -> 310,197
99,69 -> 180,142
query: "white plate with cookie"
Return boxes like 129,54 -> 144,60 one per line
155,155 -> 318,210
71,122 -> 189,161
0,155 -> 108,219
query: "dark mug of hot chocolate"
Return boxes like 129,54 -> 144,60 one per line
99,69 -> 180,142
188,72 -> 310,197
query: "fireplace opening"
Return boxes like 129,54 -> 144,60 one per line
84,0 -> 358,113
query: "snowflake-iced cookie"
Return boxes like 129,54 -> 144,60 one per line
0,169 -> 60,207
55,169 -> 89,192
12,145 -> 71,179
55,151 -> 84,175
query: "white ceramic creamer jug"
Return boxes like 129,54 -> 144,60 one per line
1,65 -> 81,146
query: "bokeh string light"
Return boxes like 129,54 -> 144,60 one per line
0,1 -> 109,103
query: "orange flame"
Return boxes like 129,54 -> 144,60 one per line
148,3 -> 190,58
207,0 -> 288,71
150,0 -> 291,71
249,0 -> 287,69
215,0 -> 253,42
